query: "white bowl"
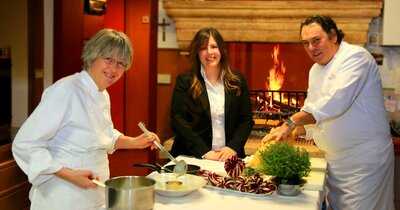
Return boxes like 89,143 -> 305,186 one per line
147,173 -> 207,197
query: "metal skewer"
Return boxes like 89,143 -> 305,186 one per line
138,122 -> 187,176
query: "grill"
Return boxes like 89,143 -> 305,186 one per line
249,90 -> 307,136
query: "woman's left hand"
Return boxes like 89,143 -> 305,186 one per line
216,147 -> 237,161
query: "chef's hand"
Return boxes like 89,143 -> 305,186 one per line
292,126 -> 306,138
115,133 -> 159,150
216,147 -> 236,161
262,124 -> 291,144
138,132 -> 161,150
202,150 -> 220,161
55,167 -> 97,189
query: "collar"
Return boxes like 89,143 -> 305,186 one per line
200,65 -> 224,85
80,70 -> 103,96
319,41 -> 347,67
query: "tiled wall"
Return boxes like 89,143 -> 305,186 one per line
367,17 -> 400,121
380,47 -> 400,124
367,17 -> 400,93
380,47 -> 400,93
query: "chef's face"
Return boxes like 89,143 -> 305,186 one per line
88,56 -> 126,91
301,23 -> 339,65
198,35 -> 221,69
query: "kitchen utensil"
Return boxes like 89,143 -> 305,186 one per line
133,163 -> 173,173
133,163 -> 201,175
147,173 -> 207,197
94,176 -> 155,210
165,164 -> 200,175
138,122 -> 188,176
92,179 -> 106,188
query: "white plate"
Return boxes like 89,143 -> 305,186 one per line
147,173 -> 207,197
204,184 -> 274,197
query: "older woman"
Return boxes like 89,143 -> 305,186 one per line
12,28 -> 159,210
170,27 -> 253,161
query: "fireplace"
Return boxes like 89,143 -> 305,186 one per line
161,1 -> 382,135
250,89 -> 307,136
157,0 -> 382,146
162,0 -> 382,48
230,43 -> 310,136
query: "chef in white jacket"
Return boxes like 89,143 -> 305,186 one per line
12,28 -> 159,210
263,15 -> 394,210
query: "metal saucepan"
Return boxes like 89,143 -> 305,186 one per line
133,163 -> 201,175
93,176 -> 155,210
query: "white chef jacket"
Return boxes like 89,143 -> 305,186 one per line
201,66 -> 226,150
12,70 -> 122,210
302,42 -> 394,210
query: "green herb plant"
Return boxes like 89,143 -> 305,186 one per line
258,142 -> 311,185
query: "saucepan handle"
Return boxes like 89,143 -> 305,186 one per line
133,163 -> 162,173
92,179 -> 106,188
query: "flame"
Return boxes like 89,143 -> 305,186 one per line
266,44 -> 286,91
259,44 -> 302,110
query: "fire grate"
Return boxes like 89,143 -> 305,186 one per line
249,90 -> 307,136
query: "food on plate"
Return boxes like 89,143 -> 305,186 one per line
199,170 -> 276,194
224,155 -> 245,178
165,180 -> 183,190
245,151 -> 262,169
199,156 -> 276,195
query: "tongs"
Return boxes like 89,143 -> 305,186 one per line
138,122 -> 188,176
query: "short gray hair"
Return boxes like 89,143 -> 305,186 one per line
81,28 -> 133,70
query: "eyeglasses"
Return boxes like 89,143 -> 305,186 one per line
102,57 -> 127,70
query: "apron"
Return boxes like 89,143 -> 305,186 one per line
29,149 -> 109,210
30,87 -> 113,210
324,141 -> 394,210
310,127 -> 395,210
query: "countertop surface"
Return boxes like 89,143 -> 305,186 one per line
151,156 -> 326,210
163,136 -> 400,157
163,136 -> 324,158
168,156 -> 326,192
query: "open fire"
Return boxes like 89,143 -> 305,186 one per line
250,44 -> 307,135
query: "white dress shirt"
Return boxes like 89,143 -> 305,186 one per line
12,70 -> 122,210
201,66 -> 226,150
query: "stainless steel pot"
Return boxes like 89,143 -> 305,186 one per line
104,176 -> 155,210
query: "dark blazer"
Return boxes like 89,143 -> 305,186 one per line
170,71 -> 254,158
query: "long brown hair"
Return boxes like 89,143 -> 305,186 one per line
188,27 -> 241,99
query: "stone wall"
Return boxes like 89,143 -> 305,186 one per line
163,0 -> 382,48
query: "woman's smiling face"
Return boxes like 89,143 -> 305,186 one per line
88,56 -> 126,91
198,35 -> 221,69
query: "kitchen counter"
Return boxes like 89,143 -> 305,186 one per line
162,136 -> 324,158
152,156 -> 326,210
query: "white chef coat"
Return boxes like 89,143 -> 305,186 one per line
201,66 -> 226,150
302,42 -> 394,210
12,70 -> 122,210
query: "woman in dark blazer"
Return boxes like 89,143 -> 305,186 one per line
170,27 -> 253,161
